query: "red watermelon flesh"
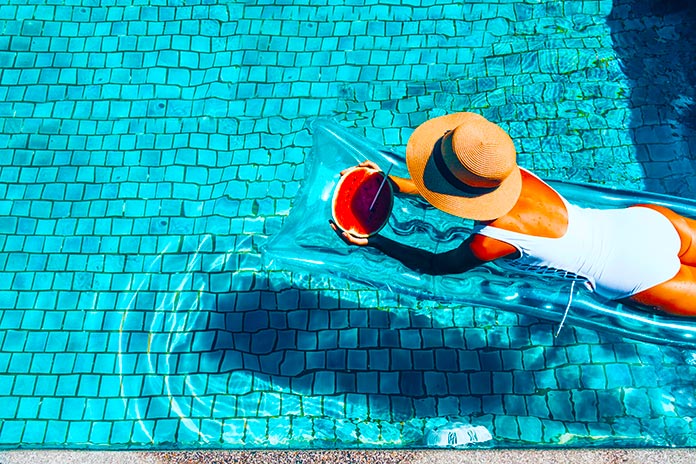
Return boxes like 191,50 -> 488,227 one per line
332,167 -> 394,237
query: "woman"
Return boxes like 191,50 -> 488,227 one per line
330,112 -> 696,316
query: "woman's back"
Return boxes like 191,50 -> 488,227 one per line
473,170 -> 682,299
470,169 -> 569,260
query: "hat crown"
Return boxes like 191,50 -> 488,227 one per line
442,120 -> 517,188
405,111 -> 522,221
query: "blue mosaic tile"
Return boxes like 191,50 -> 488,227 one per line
88,422 -> 112,444
109,421 -> 134,445
130,420 -> 155,444
0,420 -> 25,444
0,0 -> 692,450
21,420 -> 46,443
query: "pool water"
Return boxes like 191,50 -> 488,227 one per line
1,0 -> 696,449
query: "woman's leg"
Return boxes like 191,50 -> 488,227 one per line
630,264 -> 696,316
634,204 -> 696,265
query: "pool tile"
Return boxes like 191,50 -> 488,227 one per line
0,0 -> 692,450
605,363 -> 633,388
623,388 -> 651,417
0,419 -> 25,444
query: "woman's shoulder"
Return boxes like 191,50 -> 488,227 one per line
519,167 -> 559,193
469,167 -> 568,259
518,168 -> 567,210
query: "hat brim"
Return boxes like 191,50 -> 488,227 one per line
406,112 -> 522,221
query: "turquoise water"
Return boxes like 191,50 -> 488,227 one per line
1,0 -> 696,449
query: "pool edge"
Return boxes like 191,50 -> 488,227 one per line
3,449 -> 696,464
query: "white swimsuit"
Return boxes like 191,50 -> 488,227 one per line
473,193 -> 682,300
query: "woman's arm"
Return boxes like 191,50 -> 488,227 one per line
388,175 -> 420,195
348,161 -> 420,196
368,235 -> 484,275
329,221 -> 484,275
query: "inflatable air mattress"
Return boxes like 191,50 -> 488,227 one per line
263,119 -> 696,348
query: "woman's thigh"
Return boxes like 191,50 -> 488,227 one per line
630,264 -> 696,316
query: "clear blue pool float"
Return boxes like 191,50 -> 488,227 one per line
264,119 -> 696,348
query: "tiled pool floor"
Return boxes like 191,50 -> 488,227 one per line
1,0 -> 696,449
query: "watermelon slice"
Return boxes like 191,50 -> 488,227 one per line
332,166 -> 394,237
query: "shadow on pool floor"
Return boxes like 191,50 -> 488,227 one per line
607,0 -> 696,196
161,276 -> 696,446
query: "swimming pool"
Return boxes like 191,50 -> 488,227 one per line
1,0 -> 696,449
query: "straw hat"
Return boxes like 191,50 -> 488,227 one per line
406,112 -> 521,221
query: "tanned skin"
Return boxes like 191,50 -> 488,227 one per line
330,161 -> 696,316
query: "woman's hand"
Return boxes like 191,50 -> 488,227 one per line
329,220 -> 370,246
343,160 -> 420,196
340,160 -> 381,177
